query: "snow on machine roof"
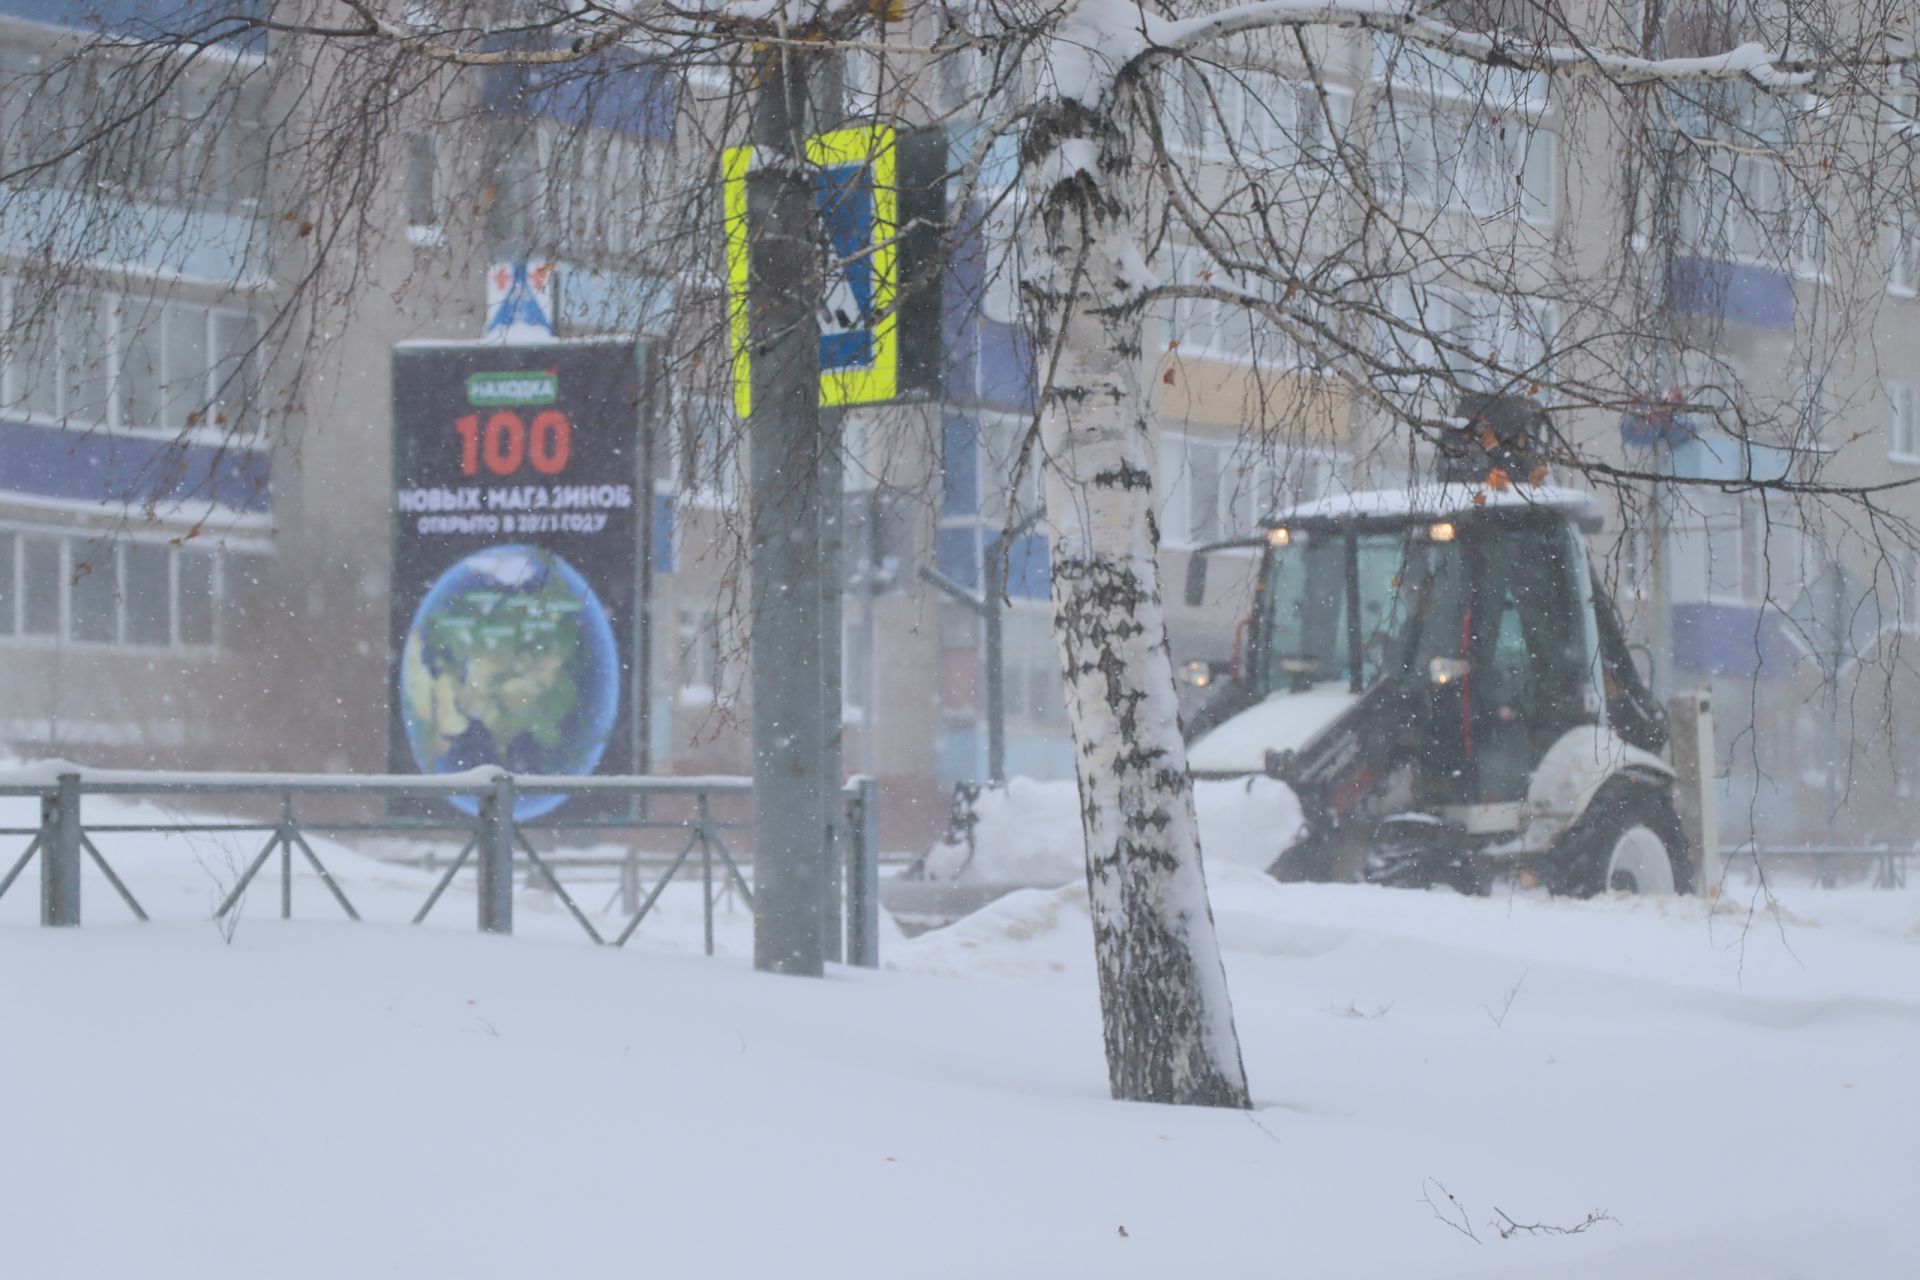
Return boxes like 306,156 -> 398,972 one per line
1263,483 -> 1604,532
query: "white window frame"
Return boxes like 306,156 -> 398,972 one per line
1701,491 -> 1764,605
1792,371 -> 1832,451
675,604 -> 720,703
1380,281 -> 1555,394
1890,379 -> 1919,462
670,390 -> 740,508
977,409 -> 1044,530
1157,433 -> 1326,548
1162,245 -> 1297,368
1890,216 -> 1918,297
0,525 -> 239,652
1000,602 -> 1067,731
1165,64 -> 1353,177
1371,87 -> 1557,225
1,278 -> 264,444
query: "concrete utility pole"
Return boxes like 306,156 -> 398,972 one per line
748,48 -> 828,977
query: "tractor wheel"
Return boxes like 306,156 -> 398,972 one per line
1550,780 -> 1692,897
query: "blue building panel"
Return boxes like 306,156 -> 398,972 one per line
940,229 -> 984,403
0,0 -> 262,44
1005,733 -> 1075,782
985,532 -> 1050,600
975,322 -> 1036,412
941,412 -> 979,517
484,48 -> 675,141
1667,257 -> 1795,331
0,418 -> 269,514
936,726 -> 985,788
1672,602 -> 1805,679
936,526 -> 980,590
939,196 -> 1035,412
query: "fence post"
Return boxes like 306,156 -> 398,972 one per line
1669,689 -> 1719,896
845,777 -> 880,968
40,772 -> 81,927
477,775 -> 515,935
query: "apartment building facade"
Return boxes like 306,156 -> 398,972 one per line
1,2 -> 1913,850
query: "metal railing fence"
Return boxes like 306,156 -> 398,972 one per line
0,766 -> 881,966
1729,844 -> 1912,891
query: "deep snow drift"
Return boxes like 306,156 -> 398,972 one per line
918,774 -> 1304,882
0,790 -> 1916,1278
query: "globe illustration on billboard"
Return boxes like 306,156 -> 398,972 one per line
398,545 -> 621,819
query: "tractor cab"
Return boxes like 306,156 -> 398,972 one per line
1180,483 -> 1677,893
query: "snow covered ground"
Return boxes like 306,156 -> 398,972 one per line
1,791 -> 1917,1278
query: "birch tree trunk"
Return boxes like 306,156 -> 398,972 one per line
1025,103 -> 1251,1109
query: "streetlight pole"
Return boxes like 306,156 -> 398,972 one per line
747,46 -> 827,977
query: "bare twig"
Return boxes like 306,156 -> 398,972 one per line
1421,1178 -> 1481,1244
1482,971 -> 1529,1029
1324,1000 -> 1393,1019
1492,1207 -> 1620,1239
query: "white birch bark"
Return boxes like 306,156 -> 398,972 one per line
1024,103 -> 1251,1108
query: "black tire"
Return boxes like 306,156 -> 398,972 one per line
1548,779 -> 1693,897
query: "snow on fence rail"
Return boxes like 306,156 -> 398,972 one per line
0,764 -> 881,965
1730,844 -> 1913,891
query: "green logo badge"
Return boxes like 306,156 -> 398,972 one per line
467,371 -> 557,406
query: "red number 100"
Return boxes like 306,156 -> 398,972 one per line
454,410 -> 571,477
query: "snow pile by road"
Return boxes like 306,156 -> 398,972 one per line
918,774 -> 1303,883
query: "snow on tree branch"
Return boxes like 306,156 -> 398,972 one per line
1043,0 -> 1911,104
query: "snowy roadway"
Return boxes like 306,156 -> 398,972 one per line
0,796 -> 1915,1278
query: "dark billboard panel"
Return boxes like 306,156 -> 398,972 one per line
390,339 -> 650,818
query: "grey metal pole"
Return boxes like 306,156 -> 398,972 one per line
747,48 -> 828,977
860,486 -> 881,780
1825,565 -> 1842,845
821,406 -> 846,964
846,775 -> 881,968
984,537 -> 1007,784
41,771 -> 80,927
1648,461 -> 1673,703
477,775 -> 515,935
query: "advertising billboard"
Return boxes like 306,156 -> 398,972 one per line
390,339 -> 651,818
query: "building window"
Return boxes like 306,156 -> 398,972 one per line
978,411 -> 1043,529
1002,605 -> 1066,730
1162,245 -> 1299,367
0,529 -> 251,650
1,280 -> 260,437
1164,65 -> 1353,175
1158,436 -> 1343,547
1378,282 -> 1555,393
1792,196 -> 1827,279
1703,492 -> 1772,603
405,134 -> 439,231
21,535 -> 60,636
676,606 -> 720,701
1891,380 -> 1918,460
1792,372 -> 1831,449
1891,217 -> 1918,297
1370,95 -> 1556,223
673,393 -> 738,505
